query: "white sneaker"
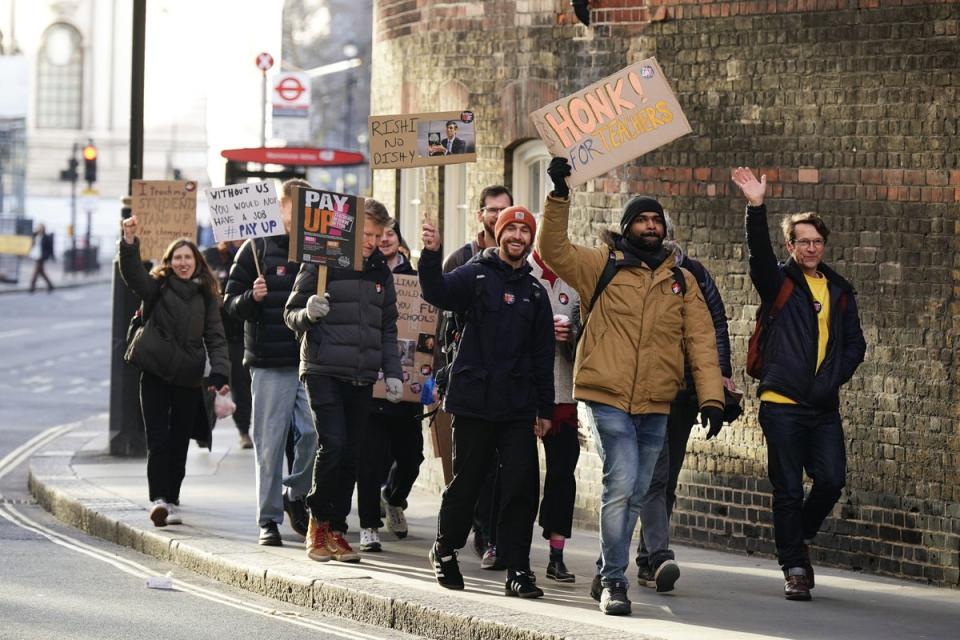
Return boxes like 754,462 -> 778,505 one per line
166,503 -> 182,525
359,528 -> 382,552
383,502 -> 408,539
149,499 -> 168,527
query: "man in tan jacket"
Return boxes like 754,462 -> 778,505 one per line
537,157 -> 725,616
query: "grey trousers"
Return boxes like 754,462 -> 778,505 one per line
250,366 -> 317,527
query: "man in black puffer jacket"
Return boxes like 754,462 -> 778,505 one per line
420,205 -> 554,600
224,179 -> 318,547
733,167 -> 866,602
284,199 -> 403,564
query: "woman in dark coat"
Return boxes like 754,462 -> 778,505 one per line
118,214 -> 231,527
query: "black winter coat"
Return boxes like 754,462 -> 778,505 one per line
746,204 -> 867,409
202,245 -> 244,343
419,247 -> 555,422
284,249 -> 402,384
118,239 -> 230,388
223,236 -> 301,368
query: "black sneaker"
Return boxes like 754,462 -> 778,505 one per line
546,558 -> 575,583
653,559 -> 680,593
599,582 -> 631,616
283,491 -> 309,538
259,522 -> 282,546
505,570 -> 543,598
637,560 -> 656,588
429,543 -> 464,590
589,573 -> 602,601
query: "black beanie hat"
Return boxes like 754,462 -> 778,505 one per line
390,221 -> 408,252
620,196 -> 665,234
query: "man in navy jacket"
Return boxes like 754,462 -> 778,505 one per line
732,167 -> 866,602
420,206 -> 555,599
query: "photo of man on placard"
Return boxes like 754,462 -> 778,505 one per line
422,119 -> 474,157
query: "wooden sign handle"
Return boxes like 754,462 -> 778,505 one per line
316,265 -> 328,296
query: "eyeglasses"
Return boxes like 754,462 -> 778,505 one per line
792,239 -> 825,248
483,207 -> 507,215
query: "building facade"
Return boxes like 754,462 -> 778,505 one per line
371,0 -> 960,586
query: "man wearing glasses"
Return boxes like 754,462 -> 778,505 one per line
732,167 -> 866,602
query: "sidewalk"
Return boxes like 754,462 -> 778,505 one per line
0,258 -> 111,294
29,414 -> 960,640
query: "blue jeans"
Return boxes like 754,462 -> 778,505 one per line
250,366 -> 317,527
759,402 -> 846,570
588,403 -> 667,586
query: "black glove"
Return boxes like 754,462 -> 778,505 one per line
547,157 -> 572,199
700,405 -> 724,440
207,373 -> 228,391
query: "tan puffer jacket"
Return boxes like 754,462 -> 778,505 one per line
536,195 -> 724,415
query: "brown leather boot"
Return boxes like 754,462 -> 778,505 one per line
784,574 -> 812,601
328,530 -> 360,563
306,518 -> 332,562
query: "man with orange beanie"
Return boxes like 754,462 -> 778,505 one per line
419,206 -> 555,599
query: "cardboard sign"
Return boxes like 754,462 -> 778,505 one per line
530,58 -> 691,188
132,180 -> 198,260
373,274 -> 440,404
204,181 -> 284,243
368,110 -> 477,170
288,187 -> 365,271
0,234 -> 33,256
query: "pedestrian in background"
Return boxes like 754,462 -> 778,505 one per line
224,178 -> 318,546
285,199 -> 403,563
204,239 -> 253,450
356,214 -> 425,552
29,223 -> 55,293
118,215 -> 230,528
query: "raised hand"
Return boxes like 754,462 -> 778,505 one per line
731,167 -> 767,207
421,221 -> 441,252
121,215 -> 138,244
547,157 -> 572,199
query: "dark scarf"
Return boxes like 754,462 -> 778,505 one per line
616,236 -> 668,272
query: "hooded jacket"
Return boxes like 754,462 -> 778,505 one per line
118,238 -> 230,388
418,246 -> 555,422
536,195 -> 724,415
284,249 -> 402,384
223,236 -> 301,368
746,204 -> 866,409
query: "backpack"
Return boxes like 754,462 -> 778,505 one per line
746,277 -> 848,380
583,248 -> 687,328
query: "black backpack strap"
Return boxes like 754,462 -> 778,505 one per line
587,248 -> 619,313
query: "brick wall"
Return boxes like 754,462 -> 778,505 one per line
373,0 -> 960,586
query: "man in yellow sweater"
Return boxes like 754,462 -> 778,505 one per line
733,167 -> 866,601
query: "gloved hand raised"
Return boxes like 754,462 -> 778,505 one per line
306,293 -> 330,322
699,405 -> 724,440
385,377 -> 403,403
547,157 -> 572,199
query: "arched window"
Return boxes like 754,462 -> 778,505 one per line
36,23 -> 83,130
511,139 -> 551,217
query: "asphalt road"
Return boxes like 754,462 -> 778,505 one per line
0,283 -> 420,640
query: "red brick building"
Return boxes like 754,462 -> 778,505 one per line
370,0 -> 960,586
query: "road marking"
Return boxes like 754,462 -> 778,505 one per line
0,328 -> 30,340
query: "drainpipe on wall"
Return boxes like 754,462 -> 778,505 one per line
571,0 -> 590,27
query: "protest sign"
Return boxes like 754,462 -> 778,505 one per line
368,110 -> 477,170
372,274 -> 439,404
288,187 -> 365,294
530,58 -> 691,187
132,180 -> 198,260
204,181 -> 284,243
0,235 -> 33,256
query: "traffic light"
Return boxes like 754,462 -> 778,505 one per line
60,156 -> 79,182
82,142 -> 97,185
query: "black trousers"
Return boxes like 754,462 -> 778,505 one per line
227,340 -> 251,435
357,413 -> 424,528
437,416 -> 539,570
29,258 -> 53,292
759,402 -> 846,569
303,374 -> 372,533
538,417 -> 580,539
140,371 -> 202,503
473,458 -> 499,545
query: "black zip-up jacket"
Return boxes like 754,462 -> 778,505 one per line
419,246 -> 555,422
203,245 -> 244,343
372,254 -> 421,418
284,249 -> 402,384
223,236 -> 301,368
747,204 -> 866,409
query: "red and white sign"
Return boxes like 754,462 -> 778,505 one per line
221,147 -> 366,167
255,52 -> 274,71
271,72 -> 311,142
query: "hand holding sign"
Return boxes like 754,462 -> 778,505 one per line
121,215 -> 139,245
421,221 -> 440,252
547,158 -> 572,199
252,275 -> 267,302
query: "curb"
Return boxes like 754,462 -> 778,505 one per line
28,428 -> 660,640
0,276 -> 111,295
